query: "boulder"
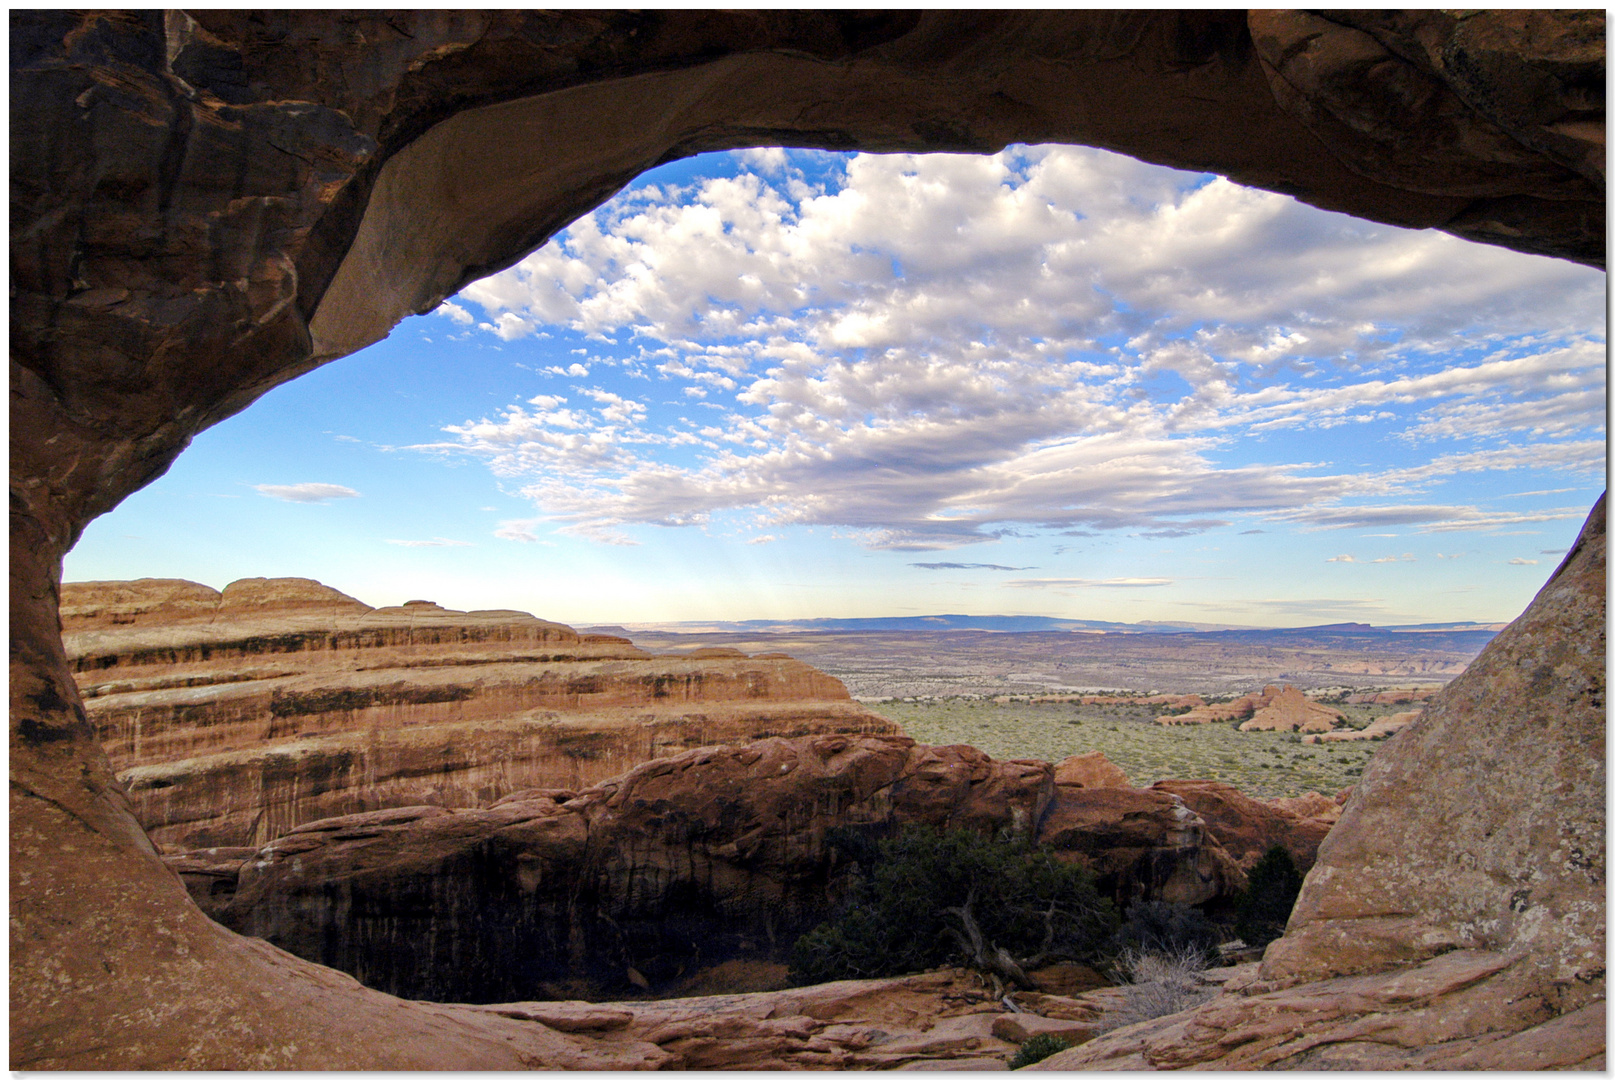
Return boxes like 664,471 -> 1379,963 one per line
1264,791 -> 1342,826
1052,751 -> 1132,790
1150,779 -> 1332,872
1238,684 -> 1346,733
1036,788 -> 1245,906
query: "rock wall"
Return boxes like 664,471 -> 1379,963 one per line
186,733 -> 1260,1003
10,9 -> 1603,1069
65,577 -> 896,849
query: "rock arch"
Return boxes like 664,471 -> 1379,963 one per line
10,10 -> 1604,1068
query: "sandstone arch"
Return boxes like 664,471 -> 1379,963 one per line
10,11 -> 1604,1068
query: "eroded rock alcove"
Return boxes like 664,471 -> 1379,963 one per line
11,10 -> 1604,1068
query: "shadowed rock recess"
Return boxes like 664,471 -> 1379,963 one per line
10,9 -> 1604,1069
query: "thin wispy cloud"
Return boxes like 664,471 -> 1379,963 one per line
911,562 -> 1036,571
253,483 -> 360,504
1005,577 -> 1173,589
493,520 -> 551,544
1244,597 -> 1388,619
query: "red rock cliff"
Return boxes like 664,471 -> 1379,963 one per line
65,577 -> 896,849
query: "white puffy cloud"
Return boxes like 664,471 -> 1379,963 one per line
1325,555 -> 1356,563
1508,557 -> 1540,565
432,146 -> 1603,549
254,483 -> 360,504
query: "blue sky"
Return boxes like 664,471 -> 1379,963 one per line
65,146 -> 1606,628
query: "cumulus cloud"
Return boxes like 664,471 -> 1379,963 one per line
430,145 -> 1603,549
1325,555 -> 1356,563
254,483 -> 360,504
1508,557 -> 1539,565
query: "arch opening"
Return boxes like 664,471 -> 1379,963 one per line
12,9 -> 1605,1070
67,144 -> 1605,636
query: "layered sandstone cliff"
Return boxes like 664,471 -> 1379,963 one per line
65,577 -> 896,850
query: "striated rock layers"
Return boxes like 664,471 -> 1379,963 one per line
1039,496 -> 1606,1070
65,576 -> 896,850
184,734 -> 1253,1003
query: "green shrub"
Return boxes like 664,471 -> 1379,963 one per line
1236,845 -> 1304,947
787,827 -> 1116,989
1114,900 -> 1220,956
1008,1033 -> 1072,1069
